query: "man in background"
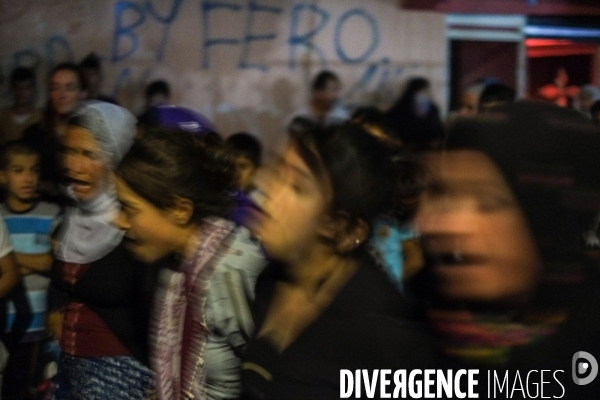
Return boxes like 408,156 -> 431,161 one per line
0,68 -> 42,145
78,53 -> 118,104
286,70 -> 348,130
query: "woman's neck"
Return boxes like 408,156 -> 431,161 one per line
55,115 -> 69,136
285,246 -> 359,297
177,223 -> 203,260
6,195 -> 35,213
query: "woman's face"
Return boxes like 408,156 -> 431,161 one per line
415,150 -> 540,303
49,69 -> 85,116
115,177 -> 180,263
62,125 -> 108,202
247,144 -> 330,263
414,88 -> 432,116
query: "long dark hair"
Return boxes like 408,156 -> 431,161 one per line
385,77 -> 444,149
290,123 -> 398,231
117,128 -> 235,223
388,77 -> 430,116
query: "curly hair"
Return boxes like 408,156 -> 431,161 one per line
116,127 -> 236,222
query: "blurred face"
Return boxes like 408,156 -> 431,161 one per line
247,144 -> 329,263
555,68 -> 569,87
12,80 -> 36,108
115,177 -> 180,263
1,154 -> 39,203
146,93 -> 168,107
234,155 -> 258,192
415,150 -> 540,303
314,79 -> 341,111
415,88 -> 432,116
63,125 -> 109,202
459,92 -> 479,116
49,69 -> 85,116
81,68 -> 101,94
579,92 -> 596,113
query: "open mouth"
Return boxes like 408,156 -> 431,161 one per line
427,250 -> 488,269
20,186 -> 35,193
67,177 -> 92,192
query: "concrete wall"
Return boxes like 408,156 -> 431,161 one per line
0,0 -> 447,149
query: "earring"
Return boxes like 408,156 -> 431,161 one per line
355,239 -> 361,245
453,238 -> 464,263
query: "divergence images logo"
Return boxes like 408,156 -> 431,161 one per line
572,351 -> 598,386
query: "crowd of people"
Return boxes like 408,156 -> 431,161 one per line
0,53 -> 599,400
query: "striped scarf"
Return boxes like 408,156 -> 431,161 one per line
150,218 -> 235,400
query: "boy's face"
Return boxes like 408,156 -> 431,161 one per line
234,155 -> 258,192
314,79 -> 341,111
12,80 -> 36,108
1,154 -> 40,202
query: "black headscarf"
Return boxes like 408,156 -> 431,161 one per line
446,100 -> 600,258
386,78 -> 444,149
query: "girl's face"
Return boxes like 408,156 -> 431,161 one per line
115,177 -> 181,263
63,126 -> 109,202
49,69 -> 86,116
247,144 -> 330,263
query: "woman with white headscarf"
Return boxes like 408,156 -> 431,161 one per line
49,101 -> 155,400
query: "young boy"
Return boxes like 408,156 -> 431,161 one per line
225,133 -> 263,227
225,132 -> 262,193
0,141 -> 60,399
0,67 -> 42,145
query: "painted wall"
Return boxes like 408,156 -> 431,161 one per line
0,0 -> 447,149
403,0 -> 600,15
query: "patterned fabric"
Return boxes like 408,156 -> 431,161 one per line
367,216 -> 416,291
56,260 -> 130,357
150,218 -> 235,400
427,264 -> 579,365
203,226 -> 266,400
0,202 -> 60,254
61,301 -> 130,357
427,308 -> 563,365
1,201 -> 60,343
49,353 -> 154,400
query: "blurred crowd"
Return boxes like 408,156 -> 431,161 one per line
0,53 -> 599,400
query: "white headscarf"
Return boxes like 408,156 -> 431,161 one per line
55,101 -> 136,264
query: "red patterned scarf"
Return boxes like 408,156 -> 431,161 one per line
150,218 -> 235,400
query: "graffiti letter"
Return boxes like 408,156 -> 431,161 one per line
45,35 -> 74,66
239,0 -> 282,71
112,1 -> 146,63
334,8 -> 379,64
288,3 -> 329,70
201,1 -> 241,69
145,0 -> 183,62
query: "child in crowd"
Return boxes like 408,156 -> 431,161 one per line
225,133 -> 262,193
0,68 -> 42,145
0,141 -> 61,399
225,133 -> 263,227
